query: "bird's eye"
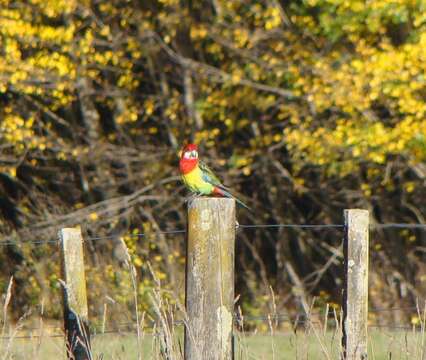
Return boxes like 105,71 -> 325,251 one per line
191,150 -> 198,158
184,151 -> 191,159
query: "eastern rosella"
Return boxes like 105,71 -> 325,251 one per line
179,143 -> 250,209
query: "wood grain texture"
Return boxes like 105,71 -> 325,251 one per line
185,198 -> 235,360
342,209 -> 369,360
59,227 -> 92,360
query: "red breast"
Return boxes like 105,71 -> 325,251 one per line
180,157 -> 198,174
180,143 -> 199,174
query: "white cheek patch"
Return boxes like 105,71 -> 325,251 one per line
184,152 -> 191,159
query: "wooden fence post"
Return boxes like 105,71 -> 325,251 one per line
59,227 -> 92,360
185,198 -> 235,360
342,209 -> 369,360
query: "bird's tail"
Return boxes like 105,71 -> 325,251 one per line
213,187 -> 251,211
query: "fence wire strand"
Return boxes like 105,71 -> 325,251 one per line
2,310 -> 422,340
1,222 -> 426,246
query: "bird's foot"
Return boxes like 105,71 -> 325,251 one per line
184,193 -> 200,204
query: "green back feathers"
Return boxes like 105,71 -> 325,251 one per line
199,161 -> 225,188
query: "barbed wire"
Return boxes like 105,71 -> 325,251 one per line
0,222 -> 426,247
86,229 -> 187,242
238,224 -> 344,229
372,223 -> 426,229
0,229 -> 188,247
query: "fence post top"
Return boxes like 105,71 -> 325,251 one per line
58,227 -> 84,247
344,209 -> 369,227
188,197 -> 236,207
344,209 -> 369,214
58,226 -> 82,234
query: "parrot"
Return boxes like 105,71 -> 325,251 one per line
179,143 -> 250,210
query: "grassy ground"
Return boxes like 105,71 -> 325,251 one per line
2,329 -> 425,359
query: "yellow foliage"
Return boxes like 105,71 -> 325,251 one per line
89,213 -> 99,221
285,21 -> 426,174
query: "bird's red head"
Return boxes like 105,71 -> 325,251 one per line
180,143 -> 198,158
179,143 -> 199,174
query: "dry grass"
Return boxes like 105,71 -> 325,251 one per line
1,329 -> 425,360
2,265 -> 426,359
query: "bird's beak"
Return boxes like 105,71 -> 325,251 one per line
178,150 -> 183,158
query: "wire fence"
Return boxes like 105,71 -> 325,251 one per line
0,222 -> 425,246
1,306 -> 424,340
1,221 -> 425,341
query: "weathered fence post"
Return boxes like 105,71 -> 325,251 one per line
59,227 -> 92,360
342,209 -> 369,360
185,198 -> 235,360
